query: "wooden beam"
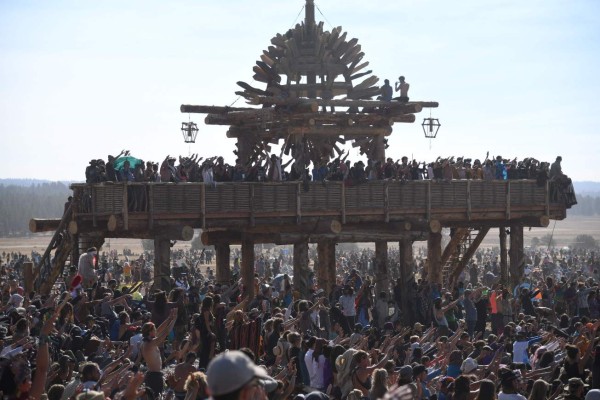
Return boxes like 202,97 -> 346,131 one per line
293,240 -> 310,299
441,228 -> 468,265
181,104 -> 254,114
215,243 -> 231,284
427,232 -> 443,285
241,237 -> 255,301
29,218 -> 62,233
509,224 -> 524,290
288,126 -> 392,136
449,227 -> 490,287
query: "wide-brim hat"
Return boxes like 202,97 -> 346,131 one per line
207,350 -> 276,396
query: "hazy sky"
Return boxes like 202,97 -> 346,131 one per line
1,0 -> 599,181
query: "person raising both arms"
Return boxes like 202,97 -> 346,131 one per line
140,307 -> 178,396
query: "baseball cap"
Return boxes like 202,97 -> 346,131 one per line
207,350 -> 276,396
461,357 -> 478,374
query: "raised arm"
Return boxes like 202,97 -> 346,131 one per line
155,308 -> 178,345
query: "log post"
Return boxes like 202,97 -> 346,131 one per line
293,240 -> 310,300
374,241 -> 389,296
499,227 -> 508,287
317,240 -> 336,295
153,236 -> 172,291
23,262 -> 33,295
509,224 -> 524,290
399,238 -> 414,324
241,237 -> 255,302
215,243 -> 231,284
373,134 -> 386,163
427,232 -> 442,285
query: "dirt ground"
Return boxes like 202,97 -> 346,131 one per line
1,215 -> 598,255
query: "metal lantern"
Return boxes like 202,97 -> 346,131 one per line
181,121 -> 199,143
422,117 -> 441,139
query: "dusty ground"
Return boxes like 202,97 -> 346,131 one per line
1,215 -> 598,255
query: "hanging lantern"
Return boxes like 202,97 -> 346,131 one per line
422,117 -> 440,139
181,121 -> 199,143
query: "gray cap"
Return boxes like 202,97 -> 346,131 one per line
207,351 -> 275,396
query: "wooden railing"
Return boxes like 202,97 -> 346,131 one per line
71,180 -> 564,229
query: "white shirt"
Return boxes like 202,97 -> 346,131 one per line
310,354 -> 327,389
339,294 -> 356,317
304,348 -> 314,383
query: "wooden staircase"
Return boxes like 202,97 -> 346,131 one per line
33,204 -> 75,295
441,227 -> 490,289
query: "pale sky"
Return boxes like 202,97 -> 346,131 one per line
1,0 -> 599,181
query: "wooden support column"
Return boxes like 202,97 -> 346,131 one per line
293,241 -> 310,300
399,238 -> 414,324
374,241 -> 389,296
427,232 -> 443,285
509,224 -> 524,290
154,236 -> 172,291
241,237 -> 255,302
23,262 -> 33,295
373,134 -> 386,163
499,228 -> 508,287
215,243 -> 231,284
317,240 -> 336,296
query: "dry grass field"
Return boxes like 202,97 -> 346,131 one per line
1,215 -> 598,255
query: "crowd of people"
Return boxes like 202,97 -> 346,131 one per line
84,150 -> 571,188
2,243 -> 600,399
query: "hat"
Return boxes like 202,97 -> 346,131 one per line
399,365 -> 413,379
207,350 -> 275,396
586,389 -> 600,400
76,391 -> 105,400
384,322 -> 394,331
8,293 -> 24,307
305,392 -> 330,400
86,247 -> 97,253
568,377 -> 586,392
414,322 -> 424,331
500,368 -> 518,384
461,357 -> 478,374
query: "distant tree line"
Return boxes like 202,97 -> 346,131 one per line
0,183 -> 71,236
569,195 -> 600,216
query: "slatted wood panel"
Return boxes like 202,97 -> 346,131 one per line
75,180 -> 555,219
469,181 -> 506,208
430,181 -> 469,208
152,185 -> 201,213
253,184 -> 296,212
509,181 -> 546,205
345,182 -> 385,209
388,181 -> 428,209
300,183 -> 342,211
92,184 -> 124,214
205,184 -> 251,212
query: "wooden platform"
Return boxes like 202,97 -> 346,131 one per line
69,179 -> 564,241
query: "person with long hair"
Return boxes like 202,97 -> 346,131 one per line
369,368 -> 388,400
528,379 -> 549,400
196,296 -> 216,369
477,379 -> 497,400
350,350 -> 388,398
453,375 -> 472,400
309,338 -> 327,390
